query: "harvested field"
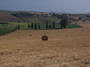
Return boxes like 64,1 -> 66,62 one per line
0,22 -> 90,67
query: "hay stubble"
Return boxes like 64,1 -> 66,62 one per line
0,23 -> 90,67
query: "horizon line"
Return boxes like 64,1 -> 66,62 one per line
0,9 -> 90,14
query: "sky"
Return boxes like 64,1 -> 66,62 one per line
0,0 -> 90,13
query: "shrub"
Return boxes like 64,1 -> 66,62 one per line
0,24 -> 18,35
60,14 -> 68,29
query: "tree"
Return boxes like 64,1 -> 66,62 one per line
49,24 -> 52,29
31,23 -> 33,29
38,24 -> 41,29
87,15 -> 90,18
46,21 -> 49,29
17,24 -> 20,29
60,14 -> 68,29
28,24 -> 30,29
52,13 -> 62,18
52,22 -> 56,29
79,17 -> 82,21
35,23 -> 37,29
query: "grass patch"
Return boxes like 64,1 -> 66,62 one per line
0,22 -> 81,35
0,23 -> 18,35
67,24 -> 81,28
11,22 -> 81,30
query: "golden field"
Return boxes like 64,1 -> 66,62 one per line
0,22 -> 90,67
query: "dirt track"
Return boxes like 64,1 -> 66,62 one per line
0,22 -> 90,67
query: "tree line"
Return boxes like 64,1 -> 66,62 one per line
17,14 -> 68,30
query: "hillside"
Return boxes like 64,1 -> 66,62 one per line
0,12 -> 22,22
0,11 -> 90,24
0,11 -> 59,24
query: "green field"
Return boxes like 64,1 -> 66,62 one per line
0,22 -> 81,35
0,23 -> 18,35
12,22 -> 81,30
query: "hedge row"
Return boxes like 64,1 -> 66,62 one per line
0,23 -> 81,35
0,24 -> 18,35
17,23 -> 81,30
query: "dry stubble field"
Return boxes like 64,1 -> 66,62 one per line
0,22 -> 90,67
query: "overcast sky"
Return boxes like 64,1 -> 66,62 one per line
0,0 -> 90,13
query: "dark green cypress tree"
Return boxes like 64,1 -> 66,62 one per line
38,24 -> 40,29
35,24 -> 37,30
17,24 -> 20,30
28,24 -> 30,29
52,22 -> 56,29
31,23 -> 33,29
60,14 -> 68,29
49,24 -> 52,29
46,21 -> 48,29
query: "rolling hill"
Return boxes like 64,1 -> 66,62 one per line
0,12 -> 22,22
